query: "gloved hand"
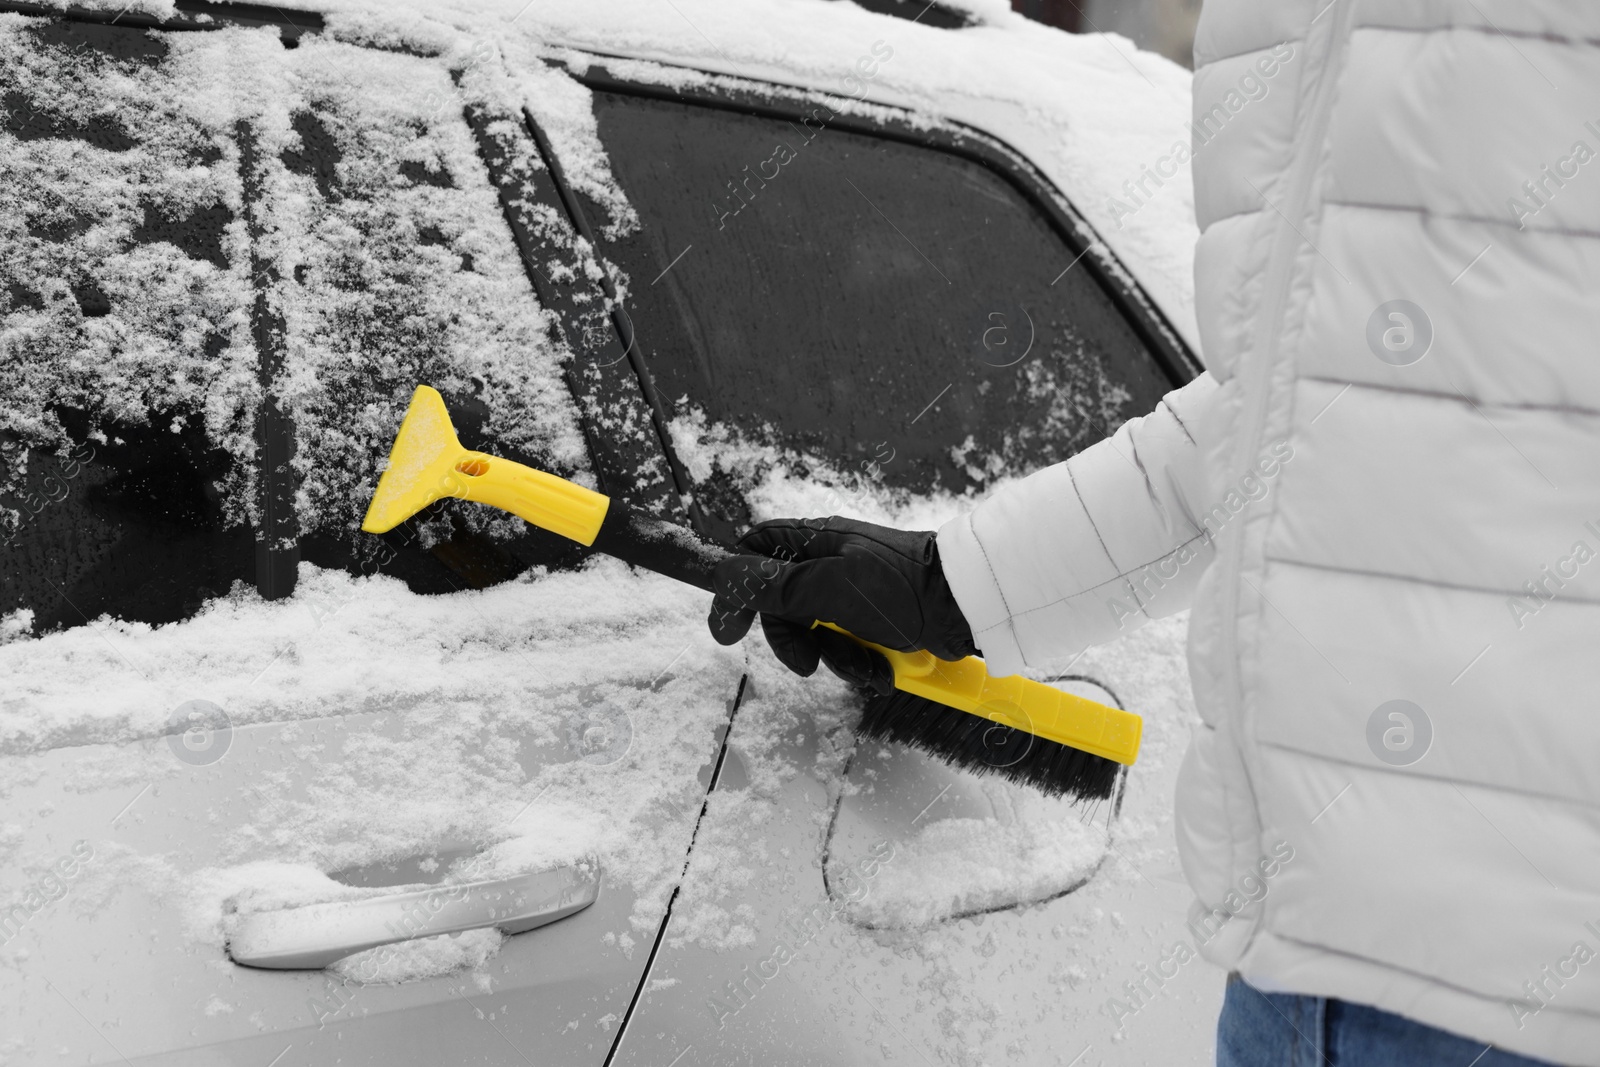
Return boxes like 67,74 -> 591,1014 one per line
706,516 -> 978,694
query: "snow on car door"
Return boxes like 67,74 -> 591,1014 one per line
0,13 -> 738,1065
571,61 -> 1189,921
553,62 -> 1200,1063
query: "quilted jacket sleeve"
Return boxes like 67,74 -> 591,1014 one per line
936,372 -> 1221,675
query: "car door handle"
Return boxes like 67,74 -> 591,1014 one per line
227,861 -> 600,969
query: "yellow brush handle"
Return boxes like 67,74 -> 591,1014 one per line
452,454 -> 611,547
818,624 -> 1141,766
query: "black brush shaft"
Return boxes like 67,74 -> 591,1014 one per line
589,497 -> 729,593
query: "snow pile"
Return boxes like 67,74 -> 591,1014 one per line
0,558 -> 711,753
670,403 -> 977,531
854,813 -> 1103,926
193,858 -> 513,985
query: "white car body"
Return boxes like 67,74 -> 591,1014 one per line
0,1 -> 1221,1064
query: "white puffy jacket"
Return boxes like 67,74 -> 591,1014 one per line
937,2 -> 1600,1062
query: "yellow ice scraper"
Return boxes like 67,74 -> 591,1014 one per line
362,386 -> 1141,798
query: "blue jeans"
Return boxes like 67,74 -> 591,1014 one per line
1217,973 -> 1563,1067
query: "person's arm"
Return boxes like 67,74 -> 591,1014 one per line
938,372 -> 1222,675
706,373 -> 1223,685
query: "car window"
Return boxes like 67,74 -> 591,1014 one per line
582,81 -> 1186,529
0,15 -> 600,630
1,16 -> 259,629
246,39 -> 596,590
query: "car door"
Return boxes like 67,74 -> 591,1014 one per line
560,53 -> 1192,917
0,10 -> 735,1065
539,58 -> 1201,1064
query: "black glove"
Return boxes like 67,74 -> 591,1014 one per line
706,517 -> 978,694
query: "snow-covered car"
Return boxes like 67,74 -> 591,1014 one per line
0,1 -> 1220,1064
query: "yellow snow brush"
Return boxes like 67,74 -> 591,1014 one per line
362,385 -> 1141,798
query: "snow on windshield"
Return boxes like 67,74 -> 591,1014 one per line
253,33 -> 593,537
0,15 -> 259,521
0,17 -> 589,543
31,0 -> 1200,340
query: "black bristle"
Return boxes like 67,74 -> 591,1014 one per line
857,689 -> 1124,802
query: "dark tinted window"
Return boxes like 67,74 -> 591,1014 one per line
590,91 -> 1175,521
0,17 -> 255,629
